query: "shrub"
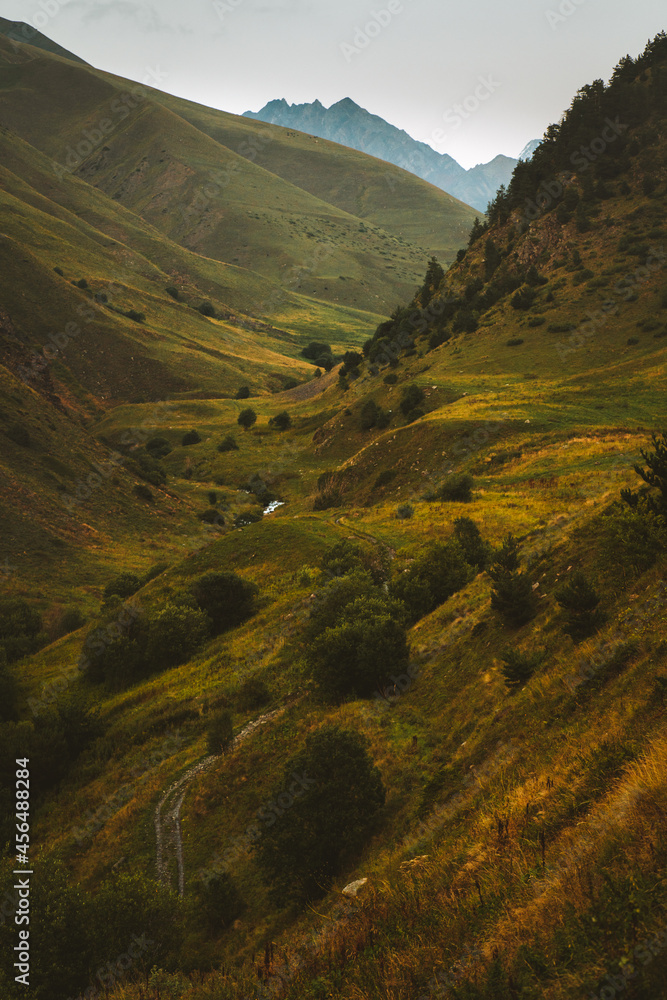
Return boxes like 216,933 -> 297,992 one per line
390,541 -> 472,623
320,541 -> 366,580
82,607 -> 148,687
142,562 -> 169,585
383,373 -> 398,385
206,708 -> 234,755
235,386 -> 250,399
269,411 -> 292,431
396,503 -> 414,519
145,601 -> 209,670
555,572 -> 606,641
308,595 -> 408,701
400,384 -> 425,416
165,285 -> 180,300
255,725 -> 385,904
453,517 -> 491,570
145,436 -> 172,459
600,501 -> 667,576
373,469 -> 396,489
76,278 -> 88,289
198,508 -> 225,525
53,267 -> 64,276
5,422 -> 31,447
501,648 -> 542,690
487,535 -> 537,627
435,474 -> 474,502
198,301 -> 216,317
236,675 -> 270,711
193,872 -> 244,932
235,509 -> 263,527
125,309 -> 145,323
217,434 -> 239,452
360,399 -> 380,430
511,287 -> 537,310
237,408 -> 257,431
59,608 -> 86,635
305,571 -> 377,640
506,337 -> 524,346
103,572 -> 141,602
181,430 -> 201,446
133,483 -> 153,502
208,491 -> 217,505
190,572 -> 259,634
528,317 -> 546,328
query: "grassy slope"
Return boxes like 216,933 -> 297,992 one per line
0,37 -> 476,316
3,34 -> 667,1000
11,147 -> 667,999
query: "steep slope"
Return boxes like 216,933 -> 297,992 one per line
0,16 -> 89,64
244,96 -> 532,211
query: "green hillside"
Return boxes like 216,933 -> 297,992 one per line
1,28 -> 667,1000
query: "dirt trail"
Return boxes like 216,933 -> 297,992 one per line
155,707 -> 284,895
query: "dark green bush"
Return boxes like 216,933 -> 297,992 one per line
400,384 -> 425,416
181,430 -> 201,446
76,278 -> 88,289
434,474 -> 474,502
506,337 -> 524,346
555,572 -> 606,641
193,871 -> 244,932
487,535 -> 537,627
236,675 -> 270,711
125,309 -> 145,323
269,411 -> 292,431
383,373 -> 398,385
103,572 -> 141,601
206,708 -> 234,755
235,386 -> 250,399
198,301 -> 216,317
501,648 -> 542,689
255,725 -> 385,903
0,597 -> 43,664
237,408 -> 257,431
390,541 -> 472,623
165,285 -> 180,300
396,503 -> 414,519
145,437 -> 172,459
133,483 -> 154,502
190,572 -> 259,634
453,517 -> 491,569
217,434 -> 239,452
5,422 -> 31,447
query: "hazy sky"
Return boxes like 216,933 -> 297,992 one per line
1,0 -> 664,167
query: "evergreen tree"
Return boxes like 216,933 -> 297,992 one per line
487,535 -> 537,627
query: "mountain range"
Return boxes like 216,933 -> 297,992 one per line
245,97 -> 538,212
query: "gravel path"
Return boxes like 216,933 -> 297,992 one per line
154,707 -> 284,895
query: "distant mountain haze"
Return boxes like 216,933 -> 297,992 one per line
244,98 -> 538,213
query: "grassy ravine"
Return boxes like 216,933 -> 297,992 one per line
1,31 -> 667,1000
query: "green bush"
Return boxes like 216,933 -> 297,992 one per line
193,871 -> 244,931
145,436 -> 172,459
165,285 -> 180,300
198,301 -> 216,317
190,572 -> 259,634
269,410 -> 292,431
434,474 -> 474,502
506,337 -> 524,346
237,408 -> 257,431
103,572 -> 141,602
390,541 -> 472,623
235,386 -> 250,399
125,309 -> 145,323
198,508 -> 225,525
600,500 -> 667,576
305,571 -> 377,640
307,595 -> 409,700
235,509 -> 263,527
76,278 -> 88,289
487,535 -> 537,627
206,708 -> 234,755
217,434 -> 239,452
5,422 -> 31,447
555,572 -> 606,641
236,675 -> 270,711
453,517 -> 491,570
320,541 -> 366,580
373,469 -> 396,489
0,597 -> 43,663
400,384 -> 425,416
133,483 -> 154,502
255,725 -> 385,904
145,602 -> 210,669
396,503 -> 414,519
501,648 -> 542,689
383,372 -> 398,385
181,429 -> 201,446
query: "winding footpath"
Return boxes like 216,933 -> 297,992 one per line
155,707 -> 284,895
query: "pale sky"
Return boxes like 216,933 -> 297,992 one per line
1,0 -> 664,167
